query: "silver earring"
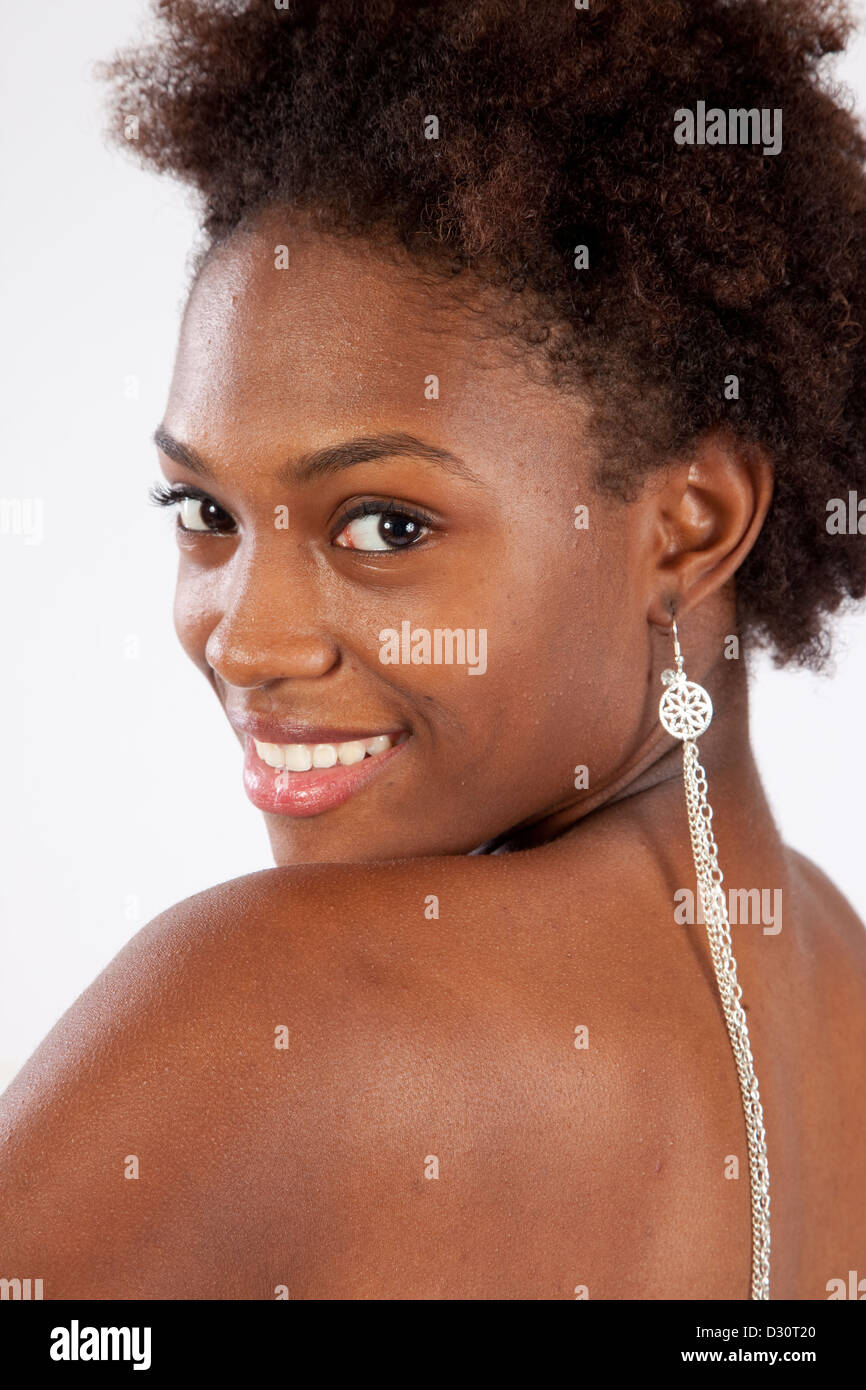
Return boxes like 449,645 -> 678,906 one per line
659,617 -> 771,1300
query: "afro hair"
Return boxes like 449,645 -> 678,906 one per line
100,0 -> 866,665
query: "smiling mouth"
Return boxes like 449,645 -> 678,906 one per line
252,733 -> 396,770
242,730 -> 408,817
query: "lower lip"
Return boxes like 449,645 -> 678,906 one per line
242,737 -> 407,818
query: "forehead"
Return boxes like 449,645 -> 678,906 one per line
166,208 -> 589,471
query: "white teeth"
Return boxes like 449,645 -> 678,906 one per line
284,744 -> 313,772
337,740 -> 366,766
253,733 -> 395,772
257,742 -> 285,769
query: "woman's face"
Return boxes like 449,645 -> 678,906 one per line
158,209 -> 660,864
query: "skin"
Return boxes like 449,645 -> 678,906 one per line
1,208 -> 865,1300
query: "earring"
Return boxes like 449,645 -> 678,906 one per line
659,616 -> 771,1300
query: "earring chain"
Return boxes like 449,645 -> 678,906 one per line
663,617 -> 771,1300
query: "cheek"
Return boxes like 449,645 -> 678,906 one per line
469,534 -> 647,773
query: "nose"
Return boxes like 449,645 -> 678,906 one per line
202,543 -> 341,689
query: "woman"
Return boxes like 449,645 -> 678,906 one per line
1,0 -> 865,1300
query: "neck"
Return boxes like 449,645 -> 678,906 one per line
479,643 -> 779,856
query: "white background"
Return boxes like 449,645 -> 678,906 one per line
2,0 -> 866,1089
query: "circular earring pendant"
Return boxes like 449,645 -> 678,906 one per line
659,672 -> 713,740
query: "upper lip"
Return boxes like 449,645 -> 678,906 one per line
229,711 -> 407,746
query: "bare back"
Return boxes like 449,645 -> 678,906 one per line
2,781 -> 864,1301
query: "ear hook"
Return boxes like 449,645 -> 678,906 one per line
670,614 -> 684,675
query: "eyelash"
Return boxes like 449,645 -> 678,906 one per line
147,483 -> 436,548
330,498 -> 436,544
149,480 -> 216,507
148,481 -> 236,533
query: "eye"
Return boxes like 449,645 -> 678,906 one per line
333,502 -> 433,552
148,482 -> 236,534
176,496 -> 236,533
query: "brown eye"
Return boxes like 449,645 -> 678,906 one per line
177,496 -> 236,533
334,510 -> 430,551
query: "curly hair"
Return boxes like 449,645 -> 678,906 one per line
99,0 -> 866,666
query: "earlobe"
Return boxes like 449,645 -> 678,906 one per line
646,433 -> 774,627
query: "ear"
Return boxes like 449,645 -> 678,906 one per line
643,432 -> 774,628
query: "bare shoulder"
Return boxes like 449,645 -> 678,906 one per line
0,844 -> 704,1299
0,860 -> 458,1297
783,845 -> 866,967
786,846 -> 866,928
0,855 -> 543,1299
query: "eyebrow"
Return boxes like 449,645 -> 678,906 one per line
152,427 -> 483,487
